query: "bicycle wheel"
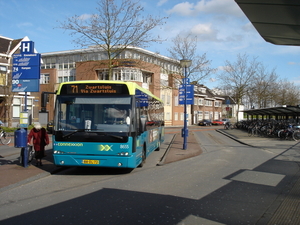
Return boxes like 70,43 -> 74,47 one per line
248,128 -> 253,137
293,130 -> 300,141
28,146 -> 35,163
0,132 -> 11,145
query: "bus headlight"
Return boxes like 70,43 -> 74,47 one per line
54,150 -> 65,154
118,152 -> 129,156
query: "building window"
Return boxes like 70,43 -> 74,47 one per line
166,95 -> 170,106
204,111 -> 209,119
166,112 -> 170,120
13,98 -> 21,118
205,100 -> 213,106
98,68 -> 142,81
198,98 -> 203,105
214,112 -> 219,120
40,74 -> 50,84
198,111 -> 203,120
161,95 -> 165,104
180,112 -> 184,121
174,112 -> 178,121
175,96 -> 178,106
214,101 -> 221,107
98,69 -> 109,80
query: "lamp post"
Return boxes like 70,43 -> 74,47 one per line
180,59 -> 192,150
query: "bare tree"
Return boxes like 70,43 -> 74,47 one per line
0,76 -> 14,127
167,34 -> 216,84
218,53 -> 260,121
273,79 -> 300,106
251,66 -> 278,108
59,0 -> 167,78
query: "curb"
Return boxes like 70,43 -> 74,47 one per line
216,129 -> 257,147
156,133 -> 176,166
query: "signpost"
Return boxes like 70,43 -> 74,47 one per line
12,41 -> 41,168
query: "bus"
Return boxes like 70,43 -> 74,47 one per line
48,81 -> 164,169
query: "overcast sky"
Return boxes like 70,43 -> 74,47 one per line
1,0 -> 300,88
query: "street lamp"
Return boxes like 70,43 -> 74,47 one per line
180,59 -> 192,150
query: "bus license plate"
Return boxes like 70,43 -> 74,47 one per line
82,160 -> 100,165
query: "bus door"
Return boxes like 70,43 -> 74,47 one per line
134,99 -> 146,157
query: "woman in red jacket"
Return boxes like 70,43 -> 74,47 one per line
27,122 -> 50,166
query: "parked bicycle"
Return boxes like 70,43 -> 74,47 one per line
0,126 -> 11,145
224,122 -> 234,130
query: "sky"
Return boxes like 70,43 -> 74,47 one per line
1,0 -> 300,89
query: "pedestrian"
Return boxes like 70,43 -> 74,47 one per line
27,122 -> 50,166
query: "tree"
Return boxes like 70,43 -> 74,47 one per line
250,66 -> 278,108
218,53 -> 260,121
59,0 -> 167,78
273,79 -> 300,106
0,76 -> 14,127
167,34 -> 216,84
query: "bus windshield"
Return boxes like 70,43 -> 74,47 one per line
54,95 -> 133,140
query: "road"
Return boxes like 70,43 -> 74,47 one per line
0,127 -> 294,224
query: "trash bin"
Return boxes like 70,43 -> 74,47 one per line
14,128 -> 28,167
14,128 -> 27,148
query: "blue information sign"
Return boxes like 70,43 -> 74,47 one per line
13,53 -> 41,67
12,54 -> 41,80
12,66 -> 40,79
179,84 -> 194,105
12,41 -> 41,92
12,79 -> 40,92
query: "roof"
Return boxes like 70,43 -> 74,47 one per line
242,106 -> 300,117
0,36 -> 12,54
235,0 -> 300,46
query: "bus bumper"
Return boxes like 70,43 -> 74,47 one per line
53,154 -> 137,168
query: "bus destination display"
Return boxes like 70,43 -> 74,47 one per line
60,83 -> 129,95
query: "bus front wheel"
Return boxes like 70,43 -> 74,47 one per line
138,147 -> 146,167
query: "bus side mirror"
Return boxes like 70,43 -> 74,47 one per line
41,91 -> 56,111
41,92 -> 49,108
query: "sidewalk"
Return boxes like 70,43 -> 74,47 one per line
0,146 -> 59,191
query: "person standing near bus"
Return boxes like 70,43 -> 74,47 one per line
27,122 -> 50,166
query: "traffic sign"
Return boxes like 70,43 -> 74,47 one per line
12,53 -> 41,80
12,79 -> 40,92
21,41 -> 35,54
179,84 -> 194,105
182,78 -> 190,85
12,41 -> 41,92
12,66 -> 40,79
13,53 -> 41,67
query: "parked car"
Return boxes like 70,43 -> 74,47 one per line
222,119 -> 230,124
198,119 -> 212,126
212,120 -> 223,125
46,120 -> 53,134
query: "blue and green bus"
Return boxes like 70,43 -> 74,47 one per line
50,81 -> 164,169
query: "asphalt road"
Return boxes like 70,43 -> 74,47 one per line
0,127 -> 297,225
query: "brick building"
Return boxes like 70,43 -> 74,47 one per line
1,35 -> 229,127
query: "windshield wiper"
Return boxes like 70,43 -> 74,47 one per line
62,130 -> 125,140
102,133 -> 124,140
62,129 -> 85,138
